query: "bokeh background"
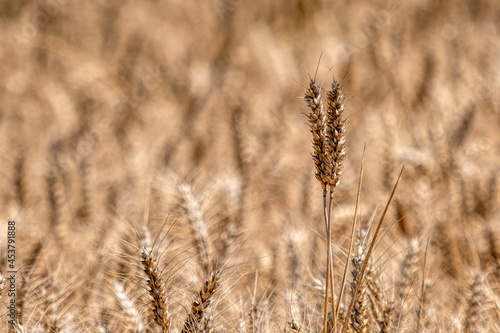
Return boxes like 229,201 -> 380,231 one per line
1,0 -> 500,331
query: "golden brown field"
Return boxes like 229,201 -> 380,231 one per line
1,0 -> 500,332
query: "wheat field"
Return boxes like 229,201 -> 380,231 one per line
1,0 -> 500,332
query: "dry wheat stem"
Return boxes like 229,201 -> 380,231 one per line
322,189 -> 331,333
327,192 -> 336,330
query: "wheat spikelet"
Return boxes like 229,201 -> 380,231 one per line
305,79 -> 329,189
348,242 -> 369,333
396,239 -> 419,303
139,228 -> 170,332
198,314 -> 214,333
182,270 -> 221,333
393,238 -> 420,328
247,302 -> 260,333
113,280 -> 144,333
366,263 -> 392,333
40,278 -> 60,333
177,179 -> 212,273
325,79 -> 347,192
463,272 -> 485,333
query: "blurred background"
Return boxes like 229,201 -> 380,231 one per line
1,0 -> 500,331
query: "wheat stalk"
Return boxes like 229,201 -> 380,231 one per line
305,74 -> 348,332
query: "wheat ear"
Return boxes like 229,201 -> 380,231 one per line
366,263 -> 392,333
396,239 -> 419,302
41,278 -> 59,333
113,280 -> 144,333
177,180 -> 212,273
140,228 -> 170,332
305,79 -> 329,189
182,270 -> 221,333
325,79 -> 347,192
463,272 -> 485,333
395,238 -> 420,329
348,235 -> 369,333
